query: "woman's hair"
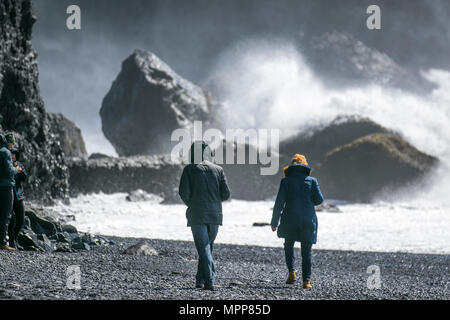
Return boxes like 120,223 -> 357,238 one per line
291,154 -> 308,165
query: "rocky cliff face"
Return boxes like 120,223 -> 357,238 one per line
0,0 -> 69,203
100,49 -> 212,156
46,112 -> 87,159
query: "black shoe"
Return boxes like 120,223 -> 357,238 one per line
195,284 -> 204,289
203,285 -> 216,291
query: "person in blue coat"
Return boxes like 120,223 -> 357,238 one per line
179,141 -> 231,290
271,154 -> 324,289
0,133 -> 20,251
8,148 -> 27,249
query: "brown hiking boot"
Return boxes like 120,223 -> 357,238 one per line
303,281 -> 312,289
0,244 -> 17,251
286,270 -> 297,284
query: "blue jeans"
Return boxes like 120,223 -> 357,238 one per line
191,224 -> 219,287
284,239 -> 313,281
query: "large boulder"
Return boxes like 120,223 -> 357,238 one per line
277,116 -> 439,202
0,0 -> 69,202
46,112 -> 87,159
314,133 -> 439,202
100,49 -> 211,156
279,115 -> 391,165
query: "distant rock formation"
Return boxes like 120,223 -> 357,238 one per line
100,49 -> 211,156
46,112 -> 87,159
279,115 -> 391,165
0,0 -> 68,203
279,115 -> 438,202
304,32 -> 435,94
315,133 -> 438,202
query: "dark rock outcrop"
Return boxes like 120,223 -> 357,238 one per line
46,112 -> 87,158
0,0 -> 69,202
100,49 -> 211,156
279,115 -> 391,165
315,133 -> 439,202
15,203 -> 113,252
68,155 -> 184,203
278,116 -> 438,202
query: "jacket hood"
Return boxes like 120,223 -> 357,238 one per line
11,148 -> 20,161
189,141 -> 213,164
0,134 -> 8,148
285,164 -> 311,177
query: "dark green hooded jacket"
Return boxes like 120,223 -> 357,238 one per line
0,134 -> 18,187
179,141 -> 231,226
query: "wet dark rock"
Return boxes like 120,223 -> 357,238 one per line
100,49 -> 211,156
122,240 -> 158,256
0,0 -> 69,203
17,230 -> 40,251
62,224 -> 78,234
252,222 -> 271,227
72,242 -> 90,251
25,208 -> 59,237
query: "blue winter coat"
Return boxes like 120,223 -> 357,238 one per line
0,134 -> 18,187
271,164 -> 324,244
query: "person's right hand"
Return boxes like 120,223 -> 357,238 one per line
17,166 -> 22,173
271,226 -> 277,232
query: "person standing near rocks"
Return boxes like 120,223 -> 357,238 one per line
179,141 -> 231,291
0,133 -> 21,251
271,154 -> 324,289
8,148 -> 26,249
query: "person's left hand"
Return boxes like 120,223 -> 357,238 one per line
271,226 -> 277,232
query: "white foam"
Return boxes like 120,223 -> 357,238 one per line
208,39 -> 450,205
47,193 -> 450,255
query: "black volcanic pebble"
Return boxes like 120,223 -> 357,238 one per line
0,236 -> 448,300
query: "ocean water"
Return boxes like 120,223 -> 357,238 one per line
46,193 -> 450,255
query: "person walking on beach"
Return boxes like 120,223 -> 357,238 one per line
8,148 -> 27,249
179,141 -> 231,291
271,154 -> 324,289
0,133 -> 20,251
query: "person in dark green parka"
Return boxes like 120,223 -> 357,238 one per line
0,133 -> 20,251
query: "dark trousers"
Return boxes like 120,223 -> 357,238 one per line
8,199 -> 25,247
191,224 -> 219,287
284,239 -> 313,281
0,187 -> 14,246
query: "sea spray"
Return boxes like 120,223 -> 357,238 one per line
207,39 -> 450,205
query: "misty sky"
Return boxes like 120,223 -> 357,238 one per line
31,0 -> 450,155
